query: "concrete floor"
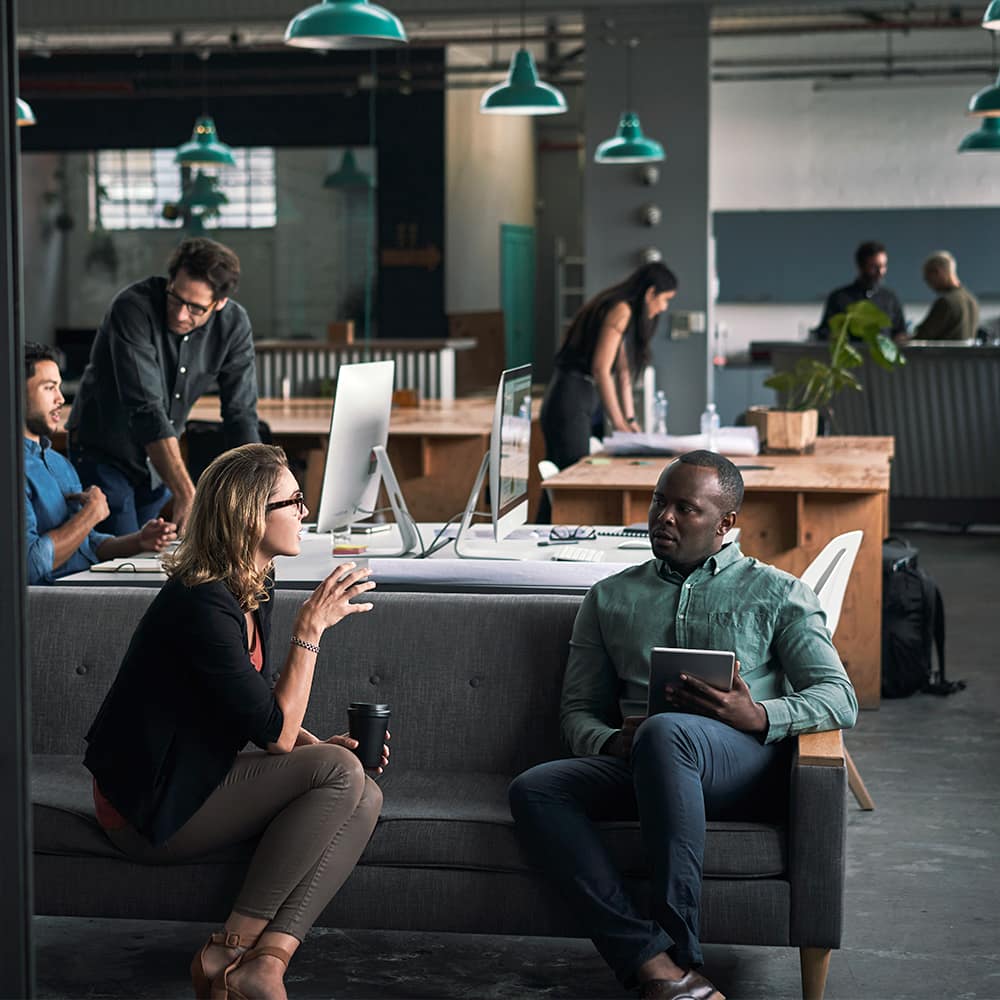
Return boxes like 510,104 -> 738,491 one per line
34,530 -> 1000,1000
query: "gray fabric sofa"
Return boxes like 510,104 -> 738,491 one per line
30,586 -> 848,999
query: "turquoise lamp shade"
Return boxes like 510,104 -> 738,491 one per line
284,0 -> 407,49
982,0 -> 1000,28
595,111 -> 665,164
175,116 -> 237,168
968,72 -> 1000,117
324,149 -> 374,189
958,117 -> 1000,151
480,49 -> 567,116
16,97 -> 36,127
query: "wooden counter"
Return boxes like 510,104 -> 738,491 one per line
544,438 -> 894,708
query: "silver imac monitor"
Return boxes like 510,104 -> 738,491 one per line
454,364 -> 532,559
314,360 -> 420,556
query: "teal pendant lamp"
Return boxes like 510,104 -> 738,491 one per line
285,0 -> 407,49
968,72 -> 1000,117
595,39 -> 665,164
324,148 -> 374,189
958,117 -> 1000,151
16,97 -> 36,126
480,4 -> 566,116
595,111 -> 665,163
481,49 -> 567,115
983,0 -> 1000,28
176,115 -> 236,168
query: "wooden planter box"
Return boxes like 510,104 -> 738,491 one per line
746,407 -> 819,453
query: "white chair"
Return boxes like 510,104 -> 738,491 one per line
800,530 -> 875,811
537,459 -> 560,482
538,459 -> 561,516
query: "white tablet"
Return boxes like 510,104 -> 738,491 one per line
647,647 -> 736,716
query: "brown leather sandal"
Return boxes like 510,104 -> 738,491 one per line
211,944 -> 294,1000
190,931 -> 258,1000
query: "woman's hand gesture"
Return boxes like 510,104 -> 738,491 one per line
294,562 -> 375,642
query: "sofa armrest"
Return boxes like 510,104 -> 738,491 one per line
797,730 -> 845,767
788,730 -> 848,949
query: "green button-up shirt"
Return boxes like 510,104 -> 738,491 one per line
560,542 -> 859,756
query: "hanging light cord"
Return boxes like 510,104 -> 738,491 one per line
363,50 -> 377,353
626,37 -> 638,112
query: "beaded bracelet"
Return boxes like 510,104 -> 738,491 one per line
290,635 -> 321,655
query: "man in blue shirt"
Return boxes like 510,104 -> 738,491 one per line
24,344 -> 176,585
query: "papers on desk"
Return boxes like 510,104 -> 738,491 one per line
601,426 -> 760,457
89,558 -> 165,574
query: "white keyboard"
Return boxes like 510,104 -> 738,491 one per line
548,545 -> 605,563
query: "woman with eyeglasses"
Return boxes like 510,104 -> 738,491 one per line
83,443 -> 386,1000
539,262 -> 678,522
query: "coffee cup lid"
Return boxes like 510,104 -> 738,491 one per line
349,702 -> 391,714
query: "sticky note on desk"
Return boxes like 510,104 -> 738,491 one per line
586,457 -> 612,466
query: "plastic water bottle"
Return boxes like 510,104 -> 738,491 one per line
700,402 -> 720,452
653,390 -> 669,435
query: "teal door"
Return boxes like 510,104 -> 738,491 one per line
500,224 -> 536,369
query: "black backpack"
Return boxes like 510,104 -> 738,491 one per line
881,537 -> 965,698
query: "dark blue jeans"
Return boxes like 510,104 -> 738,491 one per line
508,713 -> 789,987
70,453 -> 171,536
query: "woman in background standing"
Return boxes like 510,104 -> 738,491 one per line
538,262 -> 678,522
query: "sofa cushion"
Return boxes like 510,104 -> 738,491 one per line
31,756 -> 255,864
32,759 -> 786,879
374,770 -> 786,879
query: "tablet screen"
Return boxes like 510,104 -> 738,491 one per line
647,647 -> 735,716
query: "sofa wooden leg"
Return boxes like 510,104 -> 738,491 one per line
846,748 -> 875,810
799,947 -> 831,1000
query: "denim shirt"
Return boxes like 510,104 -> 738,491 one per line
24,437 -> 113,584
560,542 -> 859,756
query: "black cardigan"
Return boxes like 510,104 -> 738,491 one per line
84,577 -> 284,846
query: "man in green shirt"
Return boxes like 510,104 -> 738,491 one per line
911,251 -> 980,342
509,451 -> 858,1000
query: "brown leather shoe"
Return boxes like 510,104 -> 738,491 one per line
638,970 -> 725,1000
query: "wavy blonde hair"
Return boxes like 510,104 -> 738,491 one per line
164,443 -> 289,611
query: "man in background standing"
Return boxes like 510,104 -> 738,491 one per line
67,237 -> 260,535
908,251 -> 979,342
815,240 -> 906,340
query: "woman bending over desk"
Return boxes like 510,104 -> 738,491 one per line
84,443 -> 386,1000
539,262 -> 677,521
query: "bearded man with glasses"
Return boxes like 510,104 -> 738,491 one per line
67,236 -> 260,536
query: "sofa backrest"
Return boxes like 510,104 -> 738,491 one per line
29,586 -> 584,774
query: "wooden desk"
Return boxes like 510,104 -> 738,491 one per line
544,438 -> 894,709
188,397 -> 545,524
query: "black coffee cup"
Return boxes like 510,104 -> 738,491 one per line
348,702 -> 390,769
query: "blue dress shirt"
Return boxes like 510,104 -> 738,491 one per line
24,437 -> 113,584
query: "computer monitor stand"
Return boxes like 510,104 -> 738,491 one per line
360,445 -> 421,557
453,452 -> 520,561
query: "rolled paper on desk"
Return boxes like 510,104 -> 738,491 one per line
602,426 -> 760,457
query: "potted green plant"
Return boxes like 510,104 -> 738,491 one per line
749,299 -> 906,452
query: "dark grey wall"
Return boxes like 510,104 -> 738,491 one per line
715,208 -> 1000,303
584,5 -> 710,433
534,88 -> 585,383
